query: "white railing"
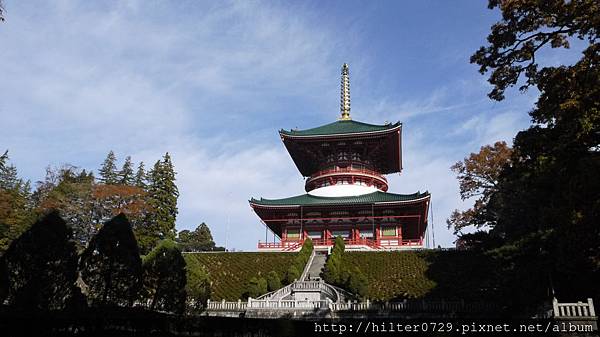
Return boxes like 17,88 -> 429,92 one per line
248,298 -> 329,309
290,279 -> 339,302
553,298 -> 596,318
206,298 -> 498,313
329,299 -> 496,312
206,299 -> 247,311
256,283 -> 292,300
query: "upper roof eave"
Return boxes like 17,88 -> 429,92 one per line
279,120 -> 402,139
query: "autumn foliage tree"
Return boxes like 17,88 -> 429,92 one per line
0,151 -> 34,253
447,141 -> 512,235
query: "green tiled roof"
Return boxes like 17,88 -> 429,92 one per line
280,120 -> 401,137
250,191 -> 429,207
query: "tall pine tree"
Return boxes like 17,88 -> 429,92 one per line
134,162 -> 146,189
98,151 -> 118,185
119,156 -> 134,186
141,153 -> 179,253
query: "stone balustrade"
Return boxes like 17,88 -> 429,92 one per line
553,298 -> 596,317
206,298 -> 498,313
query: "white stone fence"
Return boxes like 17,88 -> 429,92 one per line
206,298 -> 498,313
207,297 -> 598,315
553,298 -> 596,318
206,299 -> 248,311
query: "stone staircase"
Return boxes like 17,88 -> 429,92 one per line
303,251 -> 327,281
255,250 -> 353,304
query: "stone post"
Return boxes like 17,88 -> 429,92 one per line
552,297 -> 559,317
588,298 -> 596,317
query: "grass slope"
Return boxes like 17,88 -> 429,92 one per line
184,252 -> 298,300
341,250 -> 497,302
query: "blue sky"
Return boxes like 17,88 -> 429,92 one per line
0,1 -> 581,250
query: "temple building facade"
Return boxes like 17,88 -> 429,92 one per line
250,64 -> 430,251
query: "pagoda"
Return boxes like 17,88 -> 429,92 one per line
250,64 -> 430,251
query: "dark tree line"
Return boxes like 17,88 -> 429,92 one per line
0,211 -> 206,314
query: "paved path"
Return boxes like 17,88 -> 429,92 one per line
303,251 -> 327,281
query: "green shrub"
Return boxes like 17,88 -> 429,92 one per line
266,271 -> 282,292
323,236 -> 346,285
141,239 -> 187,314
244,276 -> 267,298
346,267 -> 368,298
285,264 -> 300,283
293,238 -> 313,273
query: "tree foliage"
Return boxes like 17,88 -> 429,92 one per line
119,156 -> 135,186
177,223 -> 224,252
98,151 -> 118,185
79,214 -> 142,307
134,161 -> 147,189
0,151 -> 34,253
467,0 -> 600,307
285,264 -> 300,284
266,270 -> 282,292
447,142 -> 512,234
141,239 -> 187,314
323,237 -> 346,285
244,276 -> 267,299
34,165 -> 148,246
0,211 -> 83,310
142,153 -> 179,253
471,0 -> 600,101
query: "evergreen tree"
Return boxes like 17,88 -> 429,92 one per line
266,270 -> 282,292
177,223 -> 224,252
79,214 -> 142,307
98,150 -> 118,185
141,240 -> 187,314
285,264 -> 300,284
244,276 -> 267,298
0,211 -> 84,310
323,237 -> 346,285
119,156 -> 135,186
346,267 -> 368,298
143,153 -> 179,253
134,161 -> 146,189
0,151 -> 35,253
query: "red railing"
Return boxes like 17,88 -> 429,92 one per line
257,237 -> 423,250
308,167 -> 388,182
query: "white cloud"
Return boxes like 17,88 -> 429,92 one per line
1,1 -> 563,251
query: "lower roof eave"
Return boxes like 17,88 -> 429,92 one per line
249,194 -> 430,209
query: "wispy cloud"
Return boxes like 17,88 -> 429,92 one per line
1,1 -> 580,250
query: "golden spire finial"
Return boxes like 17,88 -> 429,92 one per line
340,63 -> 351,120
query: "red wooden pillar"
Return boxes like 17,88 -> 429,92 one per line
398,224 -> 403,243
